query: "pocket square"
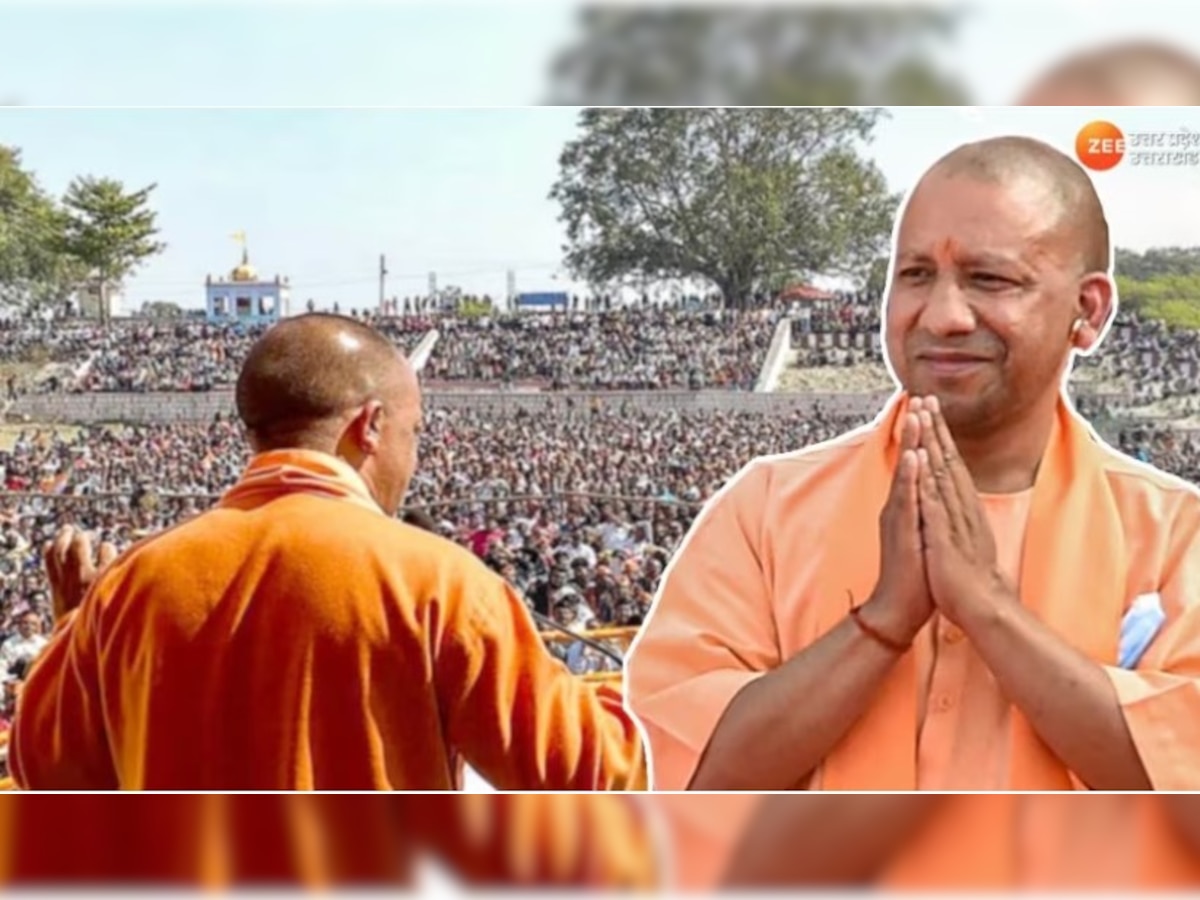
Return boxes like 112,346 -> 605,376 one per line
1119,592 -> 1167,670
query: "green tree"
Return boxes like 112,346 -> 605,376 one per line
0,146 -> 85,314
1115,246 -> 1200,281
550,108 -> 897,308
864,256 -> 891,297
545,7 -> 970,106
1115,271 -> 1200,328
140,300 -> 183,319
60,176 -> 166,325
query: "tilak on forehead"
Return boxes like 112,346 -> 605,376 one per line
932,238 -> 965,266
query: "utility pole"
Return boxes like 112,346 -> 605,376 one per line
378,254 -> 388,314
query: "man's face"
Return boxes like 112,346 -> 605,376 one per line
370,364 -> 424,515
17,614 -> 39,638
885,172 -> 1081,436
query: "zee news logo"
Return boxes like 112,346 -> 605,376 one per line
1075,120 -> 1200,171
1076,121 -> 1126,171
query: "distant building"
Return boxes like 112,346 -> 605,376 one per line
205,247 -> 290,325
75,283 -> 126,319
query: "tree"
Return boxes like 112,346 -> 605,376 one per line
59,176 -> 165,325
546,7 -> 970,106
1115,271 -> 1200,328
141,300 -> 183,319
0,146 -> 86,314
1115,246 -> 1200,281
550,108 -> 897,308
864,256 -> 891,297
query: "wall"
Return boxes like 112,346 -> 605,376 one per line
10,388 -> 898,424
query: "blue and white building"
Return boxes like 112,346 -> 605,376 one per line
205,248 -> 290,325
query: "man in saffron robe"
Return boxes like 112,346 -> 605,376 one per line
626,135 -> 1200,792
11,314 -> 645,790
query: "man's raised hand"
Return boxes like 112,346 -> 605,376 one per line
43,525 -> 118,621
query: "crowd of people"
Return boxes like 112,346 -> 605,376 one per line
2,294 -> 1200,687
0,404 -> 863,674
2,306 -> 785,394
0,317 -> 433,394
4,397 -> 1200,678
423,307 -> 784,389
1075,311 -> 1200,412
6,293 -> 1200,399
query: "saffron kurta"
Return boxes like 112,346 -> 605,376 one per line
627,392 -> 1200,790
11,450 -> 646,791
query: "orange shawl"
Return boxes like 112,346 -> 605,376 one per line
219,450 -> 384,517
817,392 -> 1126,790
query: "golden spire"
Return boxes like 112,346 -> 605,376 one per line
229,231 -> 257,282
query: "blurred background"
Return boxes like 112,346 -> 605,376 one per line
0,1 -> 1199,106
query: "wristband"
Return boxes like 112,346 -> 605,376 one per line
848,592 -> 911,654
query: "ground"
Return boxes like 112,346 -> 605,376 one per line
0,424 -> 80,452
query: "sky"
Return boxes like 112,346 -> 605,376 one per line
2,105 -> 1197,313
2,1 -> 1199,106
1,3 -> 1200,312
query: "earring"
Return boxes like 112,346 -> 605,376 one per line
1070,318 -> 1085,340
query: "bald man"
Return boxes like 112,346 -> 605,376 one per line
11,314 -> 645,790
627,136 -> 1200,793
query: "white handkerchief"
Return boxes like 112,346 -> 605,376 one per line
1119,592 -> 1167,670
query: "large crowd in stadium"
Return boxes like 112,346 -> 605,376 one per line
1,289 -> 1200,722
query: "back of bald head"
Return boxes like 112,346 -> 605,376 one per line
919,135 -> 1110,273
236,313 -> 412,450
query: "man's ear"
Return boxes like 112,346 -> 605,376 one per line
346,401 -> 385,455
1072,272 -> 1115,352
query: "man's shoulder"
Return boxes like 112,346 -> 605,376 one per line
731,420 -> 877,495
1098,442 -> 1198,495
693,421 -> 878,535
107,498 -> 495,582
1095,440 -> 1200,526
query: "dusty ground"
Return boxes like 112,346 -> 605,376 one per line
0,423 -> 81,452
775,359 -> 895,393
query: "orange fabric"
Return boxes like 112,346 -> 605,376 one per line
0,795 -> 660,887
657,795 -> 1200,891
627,390 -> 1200,791
653,794 -> 761,891
913,489 -> 1031,787
880,795 -> 1200,890
11,449 -> 645,790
